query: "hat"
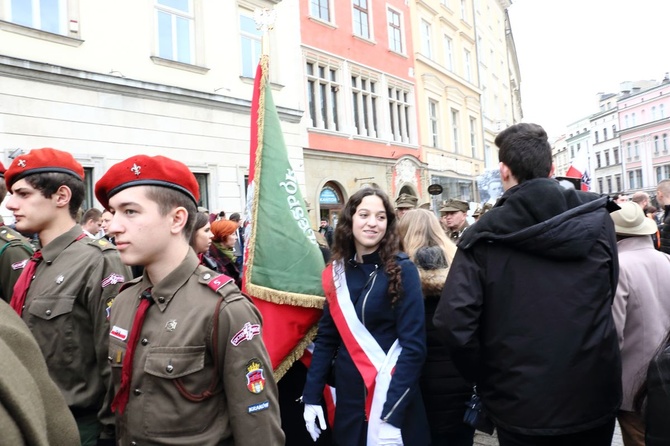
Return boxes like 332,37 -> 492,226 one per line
5,148 -> 85,189
95,155 -> 199,210
395,193 -> 418,209
439,199 -> 469,213
211,220 -> 237,242
611,202 -> 658,236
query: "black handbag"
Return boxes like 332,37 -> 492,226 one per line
463,385 -> 495,434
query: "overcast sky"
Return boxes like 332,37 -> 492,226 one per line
507,0 -> 670,140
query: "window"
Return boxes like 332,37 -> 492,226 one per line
156,0 -> 194,64
83,167 -> 94,211
603,128 -> 608,140
306,61 -> 340,131
635,169 -> 643,188
661,104 -> 666,118
240,13 -> 262,78
597,178 -> 603,194
353,0 -> 370,39
615,174 -> 621,192
387,8 -> 403,53
596,153 -> 601,168
570,146 -> 575,159
655,135 -> 660,154
613,147 -> 619,164
451,109 -> 460,153
594,131 -> 599,144
626,142 -> 631,159
193,172 -> 209,209
351,73 -> 378,137
628,171 -> 634,189
632,113 -> 637,126
460,0 -> 467,21
310,0 -> 330,22
463,49 -> 472,82
429,100 -> 439,148
388,84 -> 412,143
612,125 -> 617,136
652,106 -> 657,120
664,134 -> 669,152
624,115 -> 629,128
420,20 -> 432,59
634,140 -> 639,158
604,150 -> 610,166
443,35 -> 453,71
470,117 -> 477,157
657,166 -> 663,184
606,176 -> 612,193
8,0 -> 65,34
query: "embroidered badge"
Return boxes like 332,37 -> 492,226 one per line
98,239 -> 108,246
247,401 -> 270,414
11,259 -> 28,270
231,322 -> 261,346
110,325 -> 128,341
56,275 -> 65,284
4,232 -> 14,239
165,320 -> 177,332
17,159 -> 26,167
207,274 -> 233,292
245,358 -> 266,394
101,273 -> 125,288
130,163 -> 141,176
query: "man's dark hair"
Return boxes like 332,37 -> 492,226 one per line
145,186 -> 197,241
229,213 -> 241,222
80,208 -> 102,225
496,123 -> 552,183
25,172 -> 85,219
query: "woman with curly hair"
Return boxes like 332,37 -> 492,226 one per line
398,209 -> 474,446
302,187 -> 429,446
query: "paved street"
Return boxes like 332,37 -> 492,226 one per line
474,422 -> 624,446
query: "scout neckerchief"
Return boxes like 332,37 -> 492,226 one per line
112,287 -> 153,415
10,232 -> 86,316
322,260 -> 402,444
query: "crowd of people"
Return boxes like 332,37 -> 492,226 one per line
2,123 -> 670,445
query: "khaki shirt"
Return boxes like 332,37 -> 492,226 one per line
21,224 -> 130,435
109,251 -> 284,445
0,225 -> 33,302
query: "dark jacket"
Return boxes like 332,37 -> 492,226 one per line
659,205 -> 670,254
645,343 -> 670,445
415,247 -> 473,435
433,178 -> 622,435
208,243 -> 241,288
303,252 -> 429,446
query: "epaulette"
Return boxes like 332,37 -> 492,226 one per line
197,270 -> 245,302
0,227 -> 28,244
87,238 -> 118,251
119,276 -> 143,292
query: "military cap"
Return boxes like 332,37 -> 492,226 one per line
95,155 -> 200,210
395,193 -> 418,209
5,148 -> 85,189
439,199 -> 469,213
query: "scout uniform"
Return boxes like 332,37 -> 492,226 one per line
394,193 -> 418,210
439,199 -> 470,241
0,161 -> 33,302
95,155 -> 284,445
0,225 -> 33,302
5,148 -> 130,443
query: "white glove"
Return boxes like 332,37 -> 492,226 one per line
378,422 -> 403,446
303,403 -> 327,442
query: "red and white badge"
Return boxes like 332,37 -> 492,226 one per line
231,322 -> 261,346
11,259 -> 28,270
102,273 -> 125,288
110,325 -> 128,341
245,358 -> 266,394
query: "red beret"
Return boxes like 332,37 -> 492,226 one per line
5,148 -> 85,189
0,161 -> 5,178
95,155 -> 199,210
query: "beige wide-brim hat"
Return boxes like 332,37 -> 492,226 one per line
611,201 -> 658,236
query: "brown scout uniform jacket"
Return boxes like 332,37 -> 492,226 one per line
446,220 -> 470,241
21,224 -> 130,437
0,299 -> 80,446
0,224 -> 33,302
109,251 -> 284,445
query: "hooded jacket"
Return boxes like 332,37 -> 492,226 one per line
434,178 -> 622,435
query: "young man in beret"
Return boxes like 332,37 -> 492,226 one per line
95,155 -> 284,445
0,161 -> 33,303
4,147 -> 130,446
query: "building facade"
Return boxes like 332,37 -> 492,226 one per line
590,93 -> 622,195
0,0 -> 304,217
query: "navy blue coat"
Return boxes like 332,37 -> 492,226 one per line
303,252 -> 429,446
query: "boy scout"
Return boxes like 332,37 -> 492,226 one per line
95,155 -> 284,445
5,148 -> 130,446
0,161 -> 33,302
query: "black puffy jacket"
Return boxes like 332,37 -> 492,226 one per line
645,343 -> 670,445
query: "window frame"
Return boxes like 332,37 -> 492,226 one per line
239,10 -> 263,78
387,7 -> 403,54
155,0 -> 196,65
352,0 -> 371,40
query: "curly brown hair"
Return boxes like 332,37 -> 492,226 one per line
331,187 -> 404,306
